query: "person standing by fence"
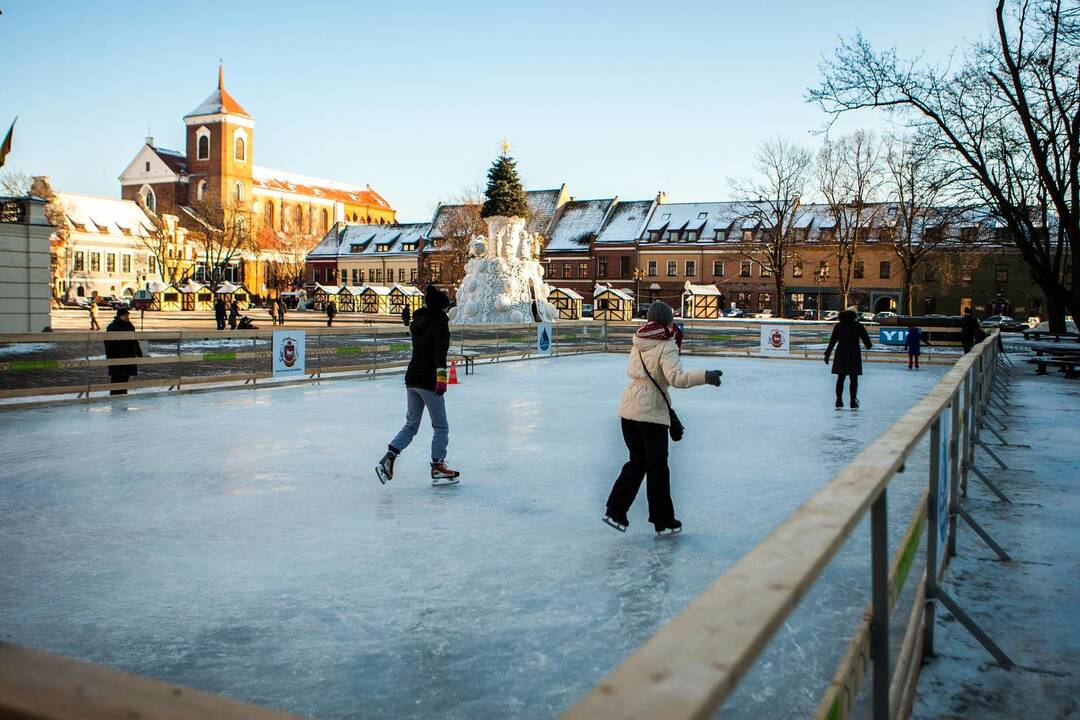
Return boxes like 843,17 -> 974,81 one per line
214,297 -> 227,330
603,301 -> 722,537
104,308 -> 142,396
905,325 -> 927,370
960,307 -> 979,353
326,300 -> 337,327
375,284 -> 461,486
228,299 -> 240,330
277,297 -> 286,326
824,307 -> 872,410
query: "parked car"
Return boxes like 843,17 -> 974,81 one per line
871,311 -> 898,323
980,315 -> 1027,332
753,309 -> 774,319
581,303 -> 594,318
723,307 -> 747,318
822,310 -> 840,322
858,311 -> 876,323
796,309 -> 818,320
636,303 -> 651,318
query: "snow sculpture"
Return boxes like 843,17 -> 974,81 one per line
449,215 -> 558,325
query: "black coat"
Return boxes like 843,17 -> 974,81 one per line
825,311 -> 873,376
104,317 -> 142,377
404,307 -> 450,391
214,299 -> 226,320
960,314 -> 979,343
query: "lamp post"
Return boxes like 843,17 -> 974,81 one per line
634,267 -> 645,308
816,266 -> 828,320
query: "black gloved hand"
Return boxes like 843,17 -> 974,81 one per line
824,355 -> 831,365
705,370 -> 722,386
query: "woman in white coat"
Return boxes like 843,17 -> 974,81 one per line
604,301 -> 722,536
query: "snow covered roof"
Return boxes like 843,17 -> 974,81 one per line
313,283 -> 341,295
56,192 -> 156,236
215,282 -> 250,294
252,166 -> 392,209
307,229 -> 343,258
641,202 -> 754,242
337,222 -> 428,257
595,199 -> 655,245
544,198 -> 616,253
177,280 -> 206,293
146,281 -> 172,293
151,146 -> 188,176
185,66 -> 252,119
361,285 -> 392,296
549,287 -> 584,300
339,285 -> 366,295
594,284 -> 633,302
683,282 -> 722,296
525,187 -> 565,237
390,283 -> 423,296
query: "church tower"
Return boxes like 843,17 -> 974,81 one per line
183,64 -> 254,210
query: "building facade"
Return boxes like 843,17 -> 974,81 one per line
0,196 -> 53,332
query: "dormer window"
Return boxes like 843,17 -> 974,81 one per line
667,230 -> 679,242
686,230 -> 699,242
649,230 -> 662,243
350,244 -> 362,253
714,229 -> 726,242
376,243 -> 391,252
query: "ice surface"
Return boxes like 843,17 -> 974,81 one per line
0,354 -> 945,718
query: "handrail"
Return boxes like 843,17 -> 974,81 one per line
563,334 -> 1000,720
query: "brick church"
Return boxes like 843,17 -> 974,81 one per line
118,65 -> 395,259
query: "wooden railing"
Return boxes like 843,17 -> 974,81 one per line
564,332 -> 1006,720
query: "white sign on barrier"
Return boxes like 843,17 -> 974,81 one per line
273,330 -> 306,378
759,325 -> 790,355
537,323 -> 553,356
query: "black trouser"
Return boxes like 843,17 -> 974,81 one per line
110,375 -> 130,396
962,338 -> 974,353
216,316 -> 226,330
835,373 -> 859,400
606,418 -> 674,527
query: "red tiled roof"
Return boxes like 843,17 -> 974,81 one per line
252,166 -> 393,210
151,147 -> 188,176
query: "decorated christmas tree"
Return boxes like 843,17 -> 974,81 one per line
480,150 -> 530,219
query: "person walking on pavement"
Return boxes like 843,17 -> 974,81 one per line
960,306 -> 979,353
228,298 -> 240,330
375,284 -> 461,486
825,307 -> 873,409
905,325 -> 928,370
402,304 -> 411,327
214,296 -> 227,330
326,300 -> 337,327
277,297 -> 286,326
89,299 -> 100,331
603,301 -> 722,537
104,307 -> 142,396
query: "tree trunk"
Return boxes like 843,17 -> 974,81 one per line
1045,289 -> 1068,334
774,275 -> 785,318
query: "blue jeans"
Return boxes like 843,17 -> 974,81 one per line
390,387 -> 449,462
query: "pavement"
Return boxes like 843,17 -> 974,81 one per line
47,308 -> 404,332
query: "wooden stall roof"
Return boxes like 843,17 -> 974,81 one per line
389,283 -> 423,296
360,285 -> 392,296
550,287 -> 584,300
683,282 -> 722,296
594,284 -> 633,302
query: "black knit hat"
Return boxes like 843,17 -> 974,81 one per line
425,284 -> 450,311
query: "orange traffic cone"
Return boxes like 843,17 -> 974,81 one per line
448,360 -> 459,384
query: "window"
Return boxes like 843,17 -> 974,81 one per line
74,251 -> 85,271
820,228 -> 835,243
430,263 -> 442,282
349,244 -> 361,253
760,292 -> 772,309
740,260 -> 752,277
398,268 -> 405,282
879,261 -> 891,279
105,254 -> 116,273
140,185 -> 156,211
759,263 -> 772,278
578,262 -> 589,278
90,253 -> 101,272
667,231 -> 679,242
791,292 -> 805,310
712,260 -> 724,276
598,257 -> 608,278
961,269 -> 973,284
736,291 -> 752,307
854,261 -> 864,279
818,260 -> 830,278
924,266 -> 937,282
320,209 -> 329,234
335,270 -> 343,284
685,260 -> 696,277
234,182 -> 244,203
234,135 -> 246,162
563,264 -> 573,279
375,269 -> 383,283
714,229 -> 727,242
650,231 -> 662,243
376,243 -> 391,252
410,268 -> 417,283
647,261 -> 657,277
619,257 -> 630,278
197,132 -> 209,160
148,256 -> 156,274
197,180 -> 207,202
996,265 -> 1009,283
742,229 -> 754,242
686,230 -> 698,243
264,201 -> 274,229
666,261 -> 677,277
347,269 -> 356,285
368,269 -> 375,282
792,260 -> 803,278
122,255 -> 131,273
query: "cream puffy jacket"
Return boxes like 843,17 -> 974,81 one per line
617,334 -> 707,426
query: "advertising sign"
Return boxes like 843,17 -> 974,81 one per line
537,323 -> 553,356
273,330 -> 306,378
759,325 -> 790,355
879,328 -> 909,346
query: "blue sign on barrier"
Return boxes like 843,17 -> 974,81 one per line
879,328 -> 909,346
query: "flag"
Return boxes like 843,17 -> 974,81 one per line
0,117 -> 15,168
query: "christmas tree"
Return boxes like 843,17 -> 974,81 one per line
480,151 -> 530,219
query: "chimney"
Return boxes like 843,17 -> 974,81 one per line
145,135 -> 154,147
656,191 -> 668,204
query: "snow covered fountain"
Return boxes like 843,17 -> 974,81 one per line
448,151 -> 558,325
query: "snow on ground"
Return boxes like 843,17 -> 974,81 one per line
0,354 -> 948,719
913,363 -> 1080,718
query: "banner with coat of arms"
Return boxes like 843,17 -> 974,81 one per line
273,330 -> 306,378
759,325 -> 790,355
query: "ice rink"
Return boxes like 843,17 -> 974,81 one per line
0,353 -> 946,718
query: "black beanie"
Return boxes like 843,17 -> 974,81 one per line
425,284 -> 450,311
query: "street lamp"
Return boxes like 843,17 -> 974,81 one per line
634,267 -> 646,307
815,266 -> 827,320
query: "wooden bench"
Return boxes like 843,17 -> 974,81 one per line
1027,355 -> 1080,377
1022,330 -> 1080,342
448,352 -> 476,375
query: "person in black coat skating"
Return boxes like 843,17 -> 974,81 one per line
104,308 -> 143,396
960,307 -> 979,353
825,308 -> 873,409
214,297 -> 227,330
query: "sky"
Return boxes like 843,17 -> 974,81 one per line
0,0 -> 997,220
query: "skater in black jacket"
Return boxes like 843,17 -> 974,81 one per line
825,308 -> 873,409
104,308 -> 142,395
376,285 -> 460,486
960,307 -> 979,353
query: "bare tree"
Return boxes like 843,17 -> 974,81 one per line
423,188 -> 485,289
817,130 -> 886,309
135,196 -> 187,285
28,176 -> 82,302
884,135 -> 966,313
730,138 -> 814,318
258,223 -> 312,291
0,169 -> 31,196
184,199 -> 254,292
810,0 -> 1079,331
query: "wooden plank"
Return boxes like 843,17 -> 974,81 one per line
0,641 -> 299,720
564,341 -> 991,720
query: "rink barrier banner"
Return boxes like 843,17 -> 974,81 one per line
564,332 -> 1005,720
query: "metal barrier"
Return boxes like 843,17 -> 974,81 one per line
564,332 -> 1012,720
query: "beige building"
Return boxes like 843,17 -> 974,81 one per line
308,222 -> 426,288
0,196 -> 53,332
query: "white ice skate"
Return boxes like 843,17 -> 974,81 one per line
430,461 -> 460,487
375,451 -> 397,485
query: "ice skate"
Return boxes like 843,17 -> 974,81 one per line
835,397 -> 843,410
850,398 -> 860,411
375,450 -> 397,485
430,461 -> 460,486
602,510 -> 629,533
654,519 -> 683,538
